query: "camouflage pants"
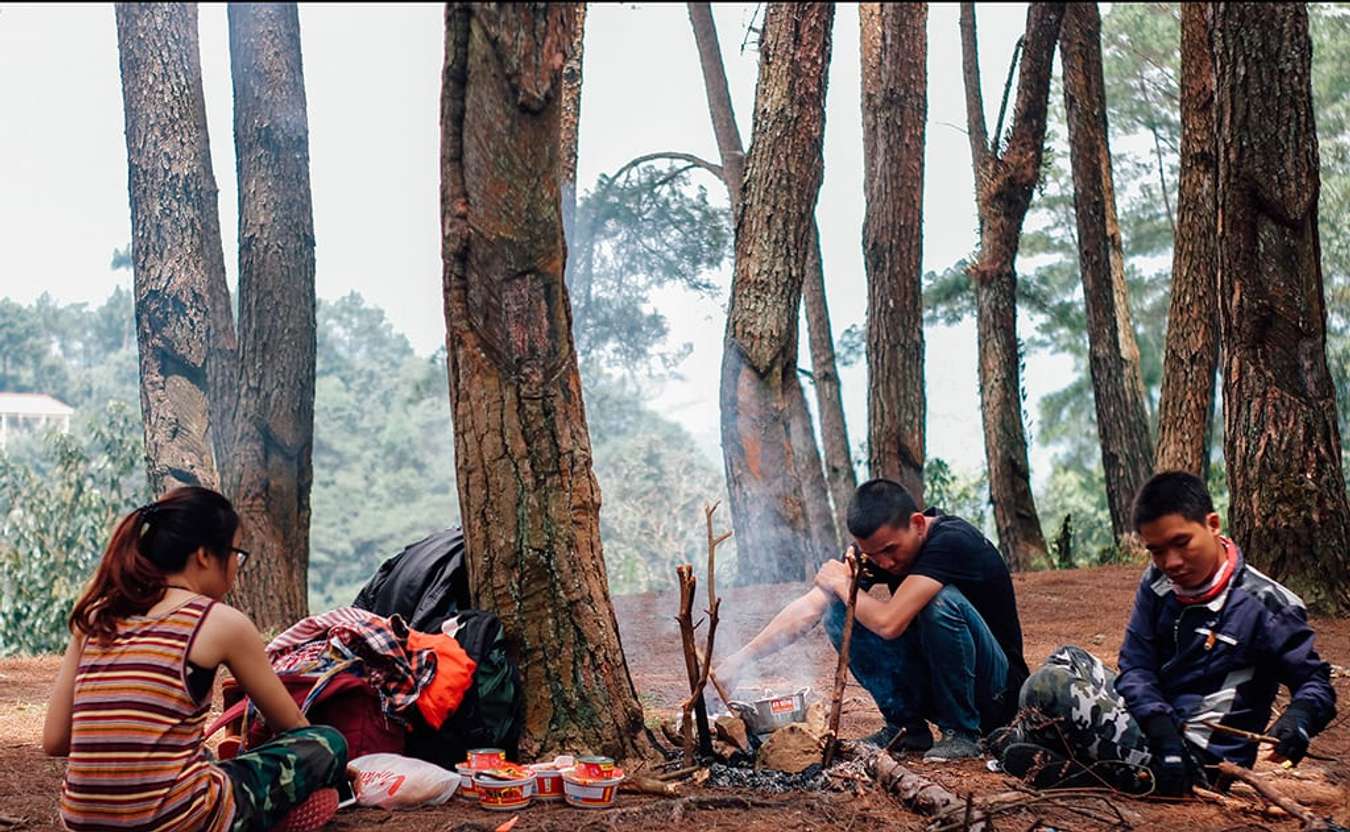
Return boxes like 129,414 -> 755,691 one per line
218,725 -> 349,832
1013,645 -> 1153,767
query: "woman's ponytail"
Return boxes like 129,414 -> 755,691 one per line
69,487 -> 239,642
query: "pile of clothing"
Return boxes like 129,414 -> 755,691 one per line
209,529 -> 522,769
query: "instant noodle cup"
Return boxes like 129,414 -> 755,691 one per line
529,761 -> 565,801
574,755 -> 615,779
454,764 -> 481,802
467,748 -> 507,769
561,766 -> 624,809
475,769 -> 534,812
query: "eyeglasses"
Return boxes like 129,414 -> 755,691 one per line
231,547 -> 252,569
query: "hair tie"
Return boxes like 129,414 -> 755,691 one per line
136,504 -> 161,522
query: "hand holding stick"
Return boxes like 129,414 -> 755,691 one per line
822,547 -> 863,767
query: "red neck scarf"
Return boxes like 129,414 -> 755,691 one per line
1173,536 -> 1239,606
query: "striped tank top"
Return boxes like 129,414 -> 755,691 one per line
60,596 -> 235,832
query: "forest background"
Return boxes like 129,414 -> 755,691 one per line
1,3 -> 1348,653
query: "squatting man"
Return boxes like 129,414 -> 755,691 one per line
716,478 -> 1030,762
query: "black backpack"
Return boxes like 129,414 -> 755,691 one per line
353,529 -> 470,633
405,609 -> 525,767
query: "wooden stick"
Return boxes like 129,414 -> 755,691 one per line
1197,720 -> 1335,761
675,565 -> 713,763
822,548 -> 863,767
694,646 -> 734,706
679,503 -> 732,715
1216,761 -> 1329,831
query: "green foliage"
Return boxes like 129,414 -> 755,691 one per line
588,377 -> 733,594
569,161 -> 730,379
0,402 -> 148,655
924,457 -> 991,538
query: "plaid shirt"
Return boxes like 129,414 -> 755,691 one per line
267,607 -> 437,720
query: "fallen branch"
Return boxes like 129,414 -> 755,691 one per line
1216,761 -> 1331,832
822,548 -> 863,767
868,751 -> 979,829
656,765 -> 703,782
620,776 -> 682,798
0,816 -> 28,830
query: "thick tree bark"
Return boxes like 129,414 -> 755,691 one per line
440,4 -> 652,758
115,3 -> 229,496
1155,3 -> 1218,479
560,2 -> 585,252
1213,2 -> 1350,614
959,2 -> 1061,571
788,369 -> 841,570
860,1 -> 926,506
1060,3 -> 1153,539
719,3 -> 835,585
225,3 -> 316,631
804,222 -> 856,541
690,2 -> 849,553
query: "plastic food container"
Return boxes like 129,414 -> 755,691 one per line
475,771 -> 534,811
561,766 -> 624,809
529,762 -> 566,801
467,748 -> 507,769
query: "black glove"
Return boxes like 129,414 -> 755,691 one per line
1268,702 -> 1315,765
1142,714 -> 1192,797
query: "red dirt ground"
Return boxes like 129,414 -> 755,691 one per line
2,565 -> 1347,830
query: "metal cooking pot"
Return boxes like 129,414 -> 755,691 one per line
726,687 -> 811,735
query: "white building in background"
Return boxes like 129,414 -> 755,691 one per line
0,392 -> 75,450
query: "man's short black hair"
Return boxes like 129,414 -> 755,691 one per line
1132,470 -> 1215,529
846,478 -> 919,540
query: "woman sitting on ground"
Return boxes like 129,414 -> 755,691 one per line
43,486 -> 348,832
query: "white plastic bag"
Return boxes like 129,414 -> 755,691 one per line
347,753 -> 461,809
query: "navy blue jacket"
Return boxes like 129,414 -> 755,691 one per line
1115,548 -> 1336,766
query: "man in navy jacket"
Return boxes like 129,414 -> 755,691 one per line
996,471 -> 1336,796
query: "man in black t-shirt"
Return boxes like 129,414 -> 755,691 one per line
716,479 -> 1028,762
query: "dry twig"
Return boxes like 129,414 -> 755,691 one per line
822,547 -> 863,767
1216,761 -> 1332,832
674,564 -> 711,763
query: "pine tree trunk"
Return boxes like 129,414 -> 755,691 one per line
960,2 -> 1061,571
225,3 -> 316,630
690,2 -> 847,557
788,369 -> 841,569
1213,2 -> 1350,614
803,222 -> 856,541
560,2 -> 585,253
115,3 -> 230,496
687,2 -> 746,215
860,1 -> 926,505
1155,3 -> 1218,479
1060,2 -> 1153,539
440,3 -> 652,758
720,3 -> 834,585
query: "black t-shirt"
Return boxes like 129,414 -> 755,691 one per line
859,508 -> 1030,694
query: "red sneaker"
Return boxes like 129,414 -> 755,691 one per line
274,787 -> 339,832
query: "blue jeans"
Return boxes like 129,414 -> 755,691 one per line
824,585 -> 1010,735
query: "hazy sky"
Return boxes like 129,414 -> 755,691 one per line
0,3 -> 1074,480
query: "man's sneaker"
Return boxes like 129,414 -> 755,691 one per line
923,729 -> 982,762
999,742 -> 1153,795
857,721 -> 933,753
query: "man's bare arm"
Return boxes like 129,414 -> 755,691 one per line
715,587 -> 832,688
